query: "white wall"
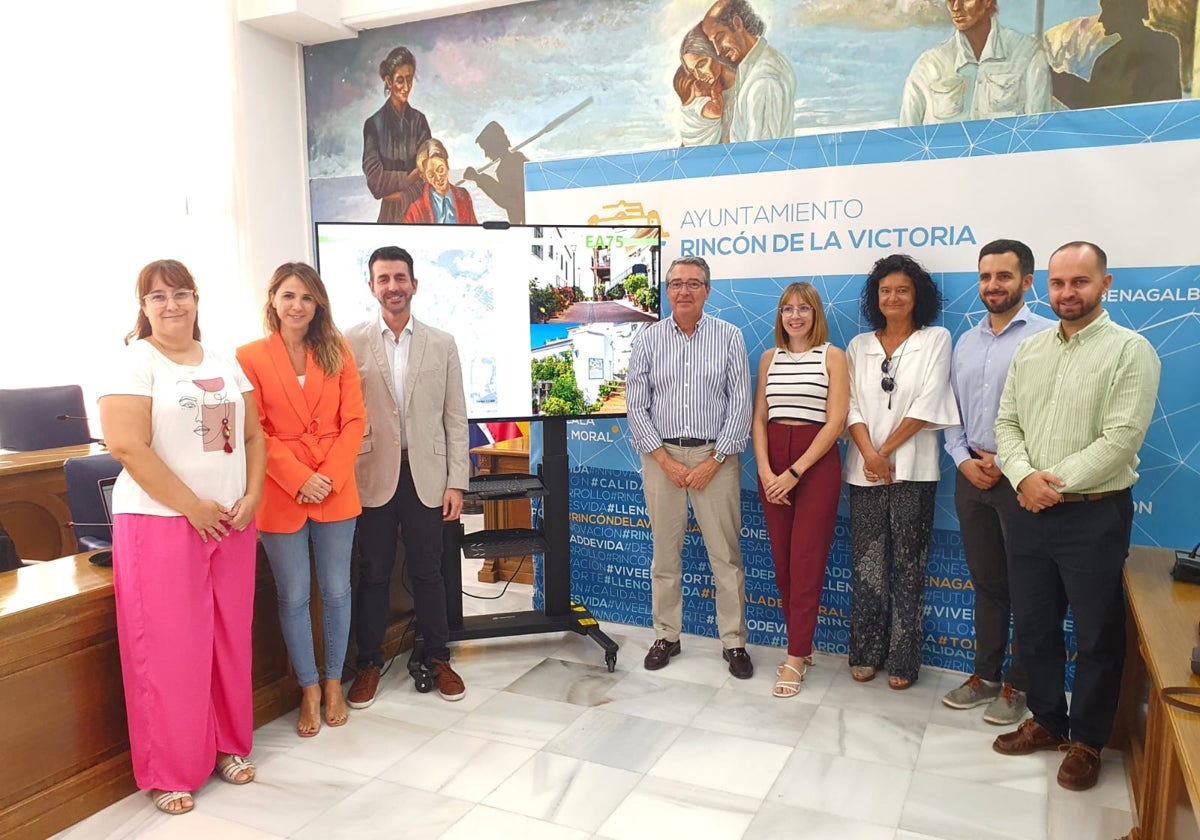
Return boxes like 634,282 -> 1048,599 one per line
0,1 -> 309,433
233,21 -> 313,322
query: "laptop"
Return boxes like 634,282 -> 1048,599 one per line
98,476 -> 116,528
89,475 -> 117,566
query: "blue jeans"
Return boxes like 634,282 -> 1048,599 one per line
260,518 -> 356,687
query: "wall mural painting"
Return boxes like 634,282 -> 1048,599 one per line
305,0 -> 1193,225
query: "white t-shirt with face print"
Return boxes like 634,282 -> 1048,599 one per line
104,339 -> 254,516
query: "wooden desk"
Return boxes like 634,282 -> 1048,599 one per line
471,436 -> 534,585
1119,546 -> 1200,840
0,443 -> 103,560
0,546 -> 414,840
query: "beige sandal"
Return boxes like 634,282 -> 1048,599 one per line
850,665 -> 877,682
773,662 -> 807,698
152,790 -> 194,815
215,754 -> 255,785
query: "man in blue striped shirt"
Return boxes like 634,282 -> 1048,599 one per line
626,255 -> 754,678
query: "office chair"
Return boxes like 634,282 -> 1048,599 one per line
0,385 -> 93,451
0,517 -> 22,572
63,453 -> 122,561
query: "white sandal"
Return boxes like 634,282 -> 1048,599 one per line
152,790 -> 194,815
775,655 -> 814,676
773,662 -> 807,698
215,754 -> 255,785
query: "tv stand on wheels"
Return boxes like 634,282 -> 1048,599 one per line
406,416 -> 619,688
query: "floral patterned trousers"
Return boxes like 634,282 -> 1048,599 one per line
848,481 -> 937,683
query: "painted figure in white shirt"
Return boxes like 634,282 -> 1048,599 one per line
900,0 -> 1053,126
702,0 -> 796,142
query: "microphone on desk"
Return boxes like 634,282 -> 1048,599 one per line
67,522 -> 113,566
55,415 -> 103,445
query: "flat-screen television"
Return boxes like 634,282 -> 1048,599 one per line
315,222 -> 661,422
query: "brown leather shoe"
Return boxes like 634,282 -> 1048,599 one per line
723,647 -> 754,679
644,638 -> 681,670
1057,742 -> 1102,791
430,659 -> 466,702
347,666 -> 381,709
992,718 -> 1067,755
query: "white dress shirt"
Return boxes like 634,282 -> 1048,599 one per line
379,313 -> 413,450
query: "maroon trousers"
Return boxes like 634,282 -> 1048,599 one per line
758,422 -> 841,657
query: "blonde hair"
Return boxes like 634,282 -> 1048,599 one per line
415,138 -> 449,178
263,262 -> 345,377
774,282 -> 829,349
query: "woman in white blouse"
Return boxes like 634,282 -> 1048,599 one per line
845,254 -> 959,690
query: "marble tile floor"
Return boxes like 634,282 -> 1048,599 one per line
55,547 -> 1137,839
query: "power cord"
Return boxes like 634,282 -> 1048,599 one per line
462,553 -> 530,600
460,493 -> 542,600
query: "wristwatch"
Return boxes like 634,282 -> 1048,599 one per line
712,451 -> 727,464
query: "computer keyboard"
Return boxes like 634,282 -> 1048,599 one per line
467,474 -> 545,499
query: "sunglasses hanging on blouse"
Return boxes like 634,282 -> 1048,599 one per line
879,334 -> 912,410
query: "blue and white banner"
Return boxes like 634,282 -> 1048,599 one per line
527,102 -> 1200,675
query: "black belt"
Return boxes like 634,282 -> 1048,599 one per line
1059,489 -> 1125,503
661,437 -> 715,447
967,447 -> 995,460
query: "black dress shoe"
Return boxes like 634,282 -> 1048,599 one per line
723,647 -> 754,679
644,638 -> 681,670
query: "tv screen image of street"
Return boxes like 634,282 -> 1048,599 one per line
315,222 -> 662,422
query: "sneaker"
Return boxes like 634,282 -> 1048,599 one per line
941,674 -> 1000,709
430,658 -> 466,702
983,684 -> 1029,726
347,666 -> 381,709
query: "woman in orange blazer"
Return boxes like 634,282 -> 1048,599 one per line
237,262 -> 365,737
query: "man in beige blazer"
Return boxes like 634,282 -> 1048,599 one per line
345,245 -> 470,705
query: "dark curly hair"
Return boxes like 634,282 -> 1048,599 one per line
859,253 -> 942,330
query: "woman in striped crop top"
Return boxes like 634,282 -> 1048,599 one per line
750,282 -> 849,698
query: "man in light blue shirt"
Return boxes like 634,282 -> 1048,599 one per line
941,239 -> 1054,724
626,255 -> 754,678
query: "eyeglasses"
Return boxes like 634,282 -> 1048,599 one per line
666,280 -> 705,291
780,305 -> 814,317
143,290 -> 196,308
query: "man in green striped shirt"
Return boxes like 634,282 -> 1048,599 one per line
991,241 -> 1160,792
